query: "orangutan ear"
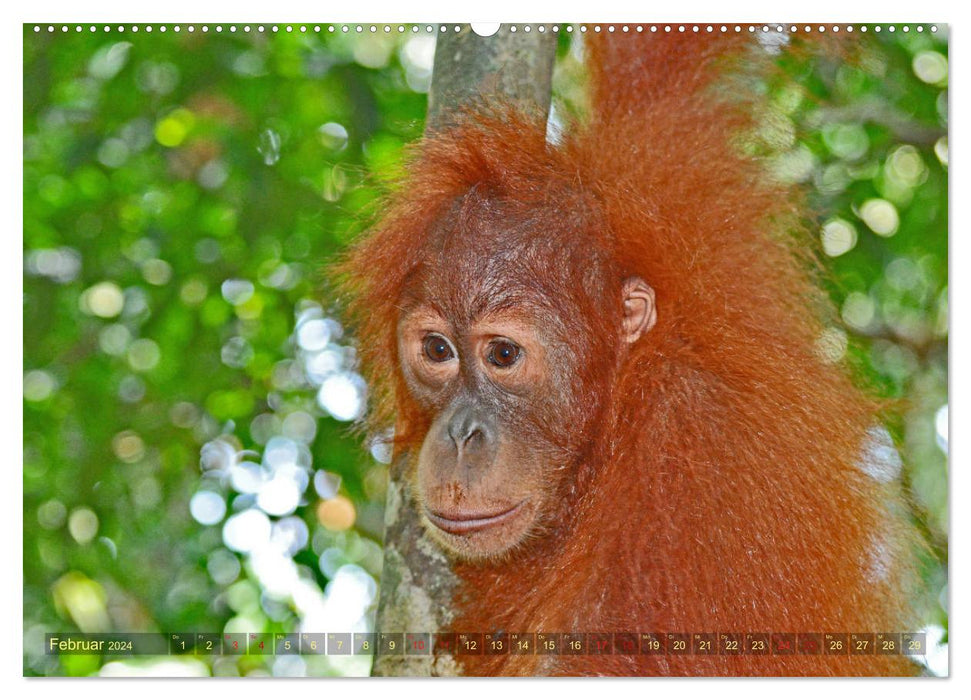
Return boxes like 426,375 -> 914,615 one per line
621,276 -> 657,343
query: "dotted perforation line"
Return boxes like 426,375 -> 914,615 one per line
30,24 -> 940,35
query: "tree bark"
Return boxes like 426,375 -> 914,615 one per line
370,24 -> 557,677
427,25 -> 559,130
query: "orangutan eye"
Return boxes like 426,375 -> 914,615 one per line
488,340 -> 521,368
423,334 -> 456,363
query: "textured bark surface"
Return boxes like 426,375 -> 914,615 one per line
370,25 -> 556,677
369,458 -> 461,676
427,25 -> 558,130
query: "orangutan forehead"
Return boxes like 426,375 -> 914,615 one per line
395,189 -> 616,325
399,258 -> 571,324
425,185 -> 606,253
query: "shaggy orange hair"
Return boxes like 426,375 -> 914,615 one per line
338,32 -> 921,675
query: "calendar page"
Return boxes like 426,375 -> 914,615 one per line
22,18 -> 949,680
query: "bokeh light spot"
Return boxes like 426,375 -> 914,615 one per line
155,108 -> 195,147
207,548 -> 242,585
886,145 -> 926,187
112,430 -> 145,463
52,572 -> 110,633
317,372 -> 366,421
87,42 -> 132,80
270,516 -> 310,556
24,369 -> 58,401
190,490 -> 227,525
934,136 -> 948,166
815,327 -> 848,364
256,476 -> 302,516
68,508 -> 100,544
859,199 -> 900,237
912,51 -> 948,85
258,129 -> 282,165
179,278 -> 208,306
229,461 -> 267,494
141,258 -> 173,285
26,247 -> 81,283
127,338 -> 161,372
822,123 -> 869,160
296,318 -> 331,351
400,36 -> 435,92
37,499 -> 68,530
316,495 -> 356,531
841,292 -> 876,331
80,281 -> 125,318
221,278 -> 255,305
935,404 -> 948,453
821,218 -> 858,257
222,509 -> 272,553
859,426 -> 903,482
98,324 -> 132,355
200,438 -> 238,472
118,374 -> 146,403
221,336 -> 254,368
97,138 -> 130,168
313,471 -> 342,499
282,411 -> 317,443
318,122 -> 349,151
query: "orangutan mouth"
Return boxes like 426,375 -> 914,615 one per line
424,502 -> 526,535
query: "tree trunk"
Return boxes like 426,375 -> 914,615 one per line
427,25 -> 559,130
370,24 -> 557,677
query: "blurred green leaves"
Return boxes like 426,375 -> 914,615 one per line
24,25 -> 428,677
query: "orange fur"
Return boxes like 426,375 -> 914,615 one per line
338,32 -> 920,676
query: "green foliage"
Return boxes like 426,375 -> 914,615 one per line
24,25 -> 428,677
